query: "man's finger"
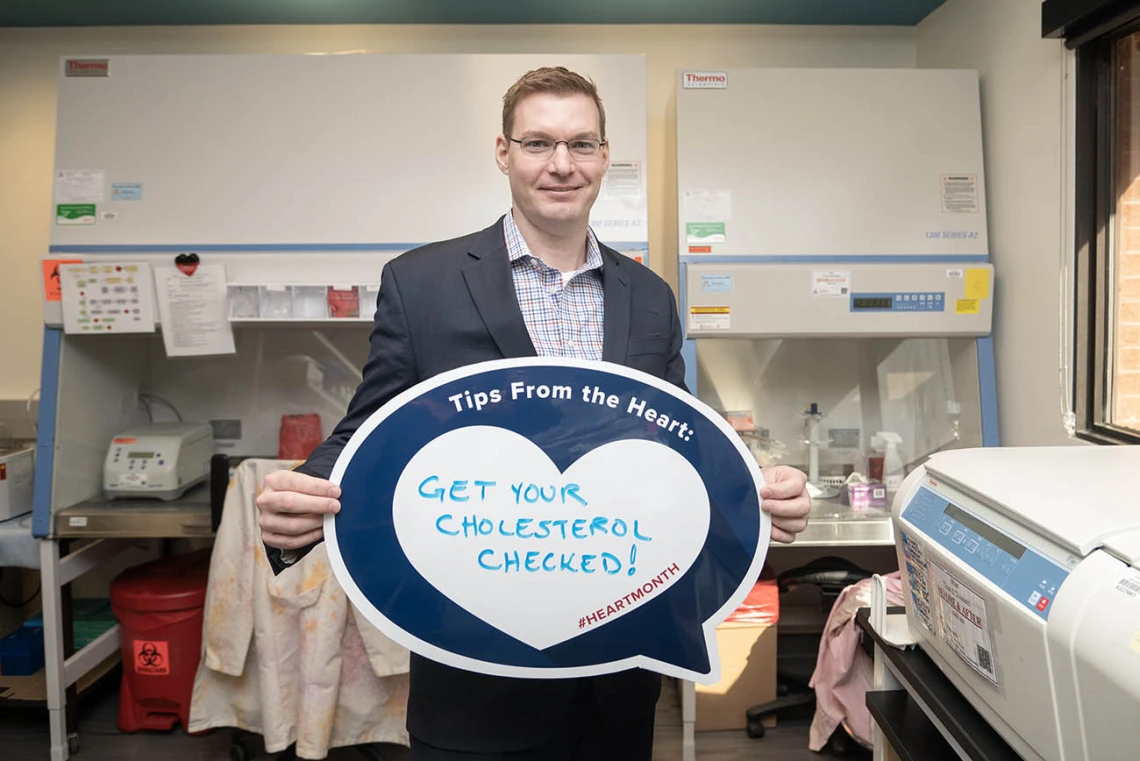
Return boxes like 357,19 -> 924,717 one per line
772,516 -> 808,536
261,527 -> 325,551
761,477 -> 805,500
259,511 -> 324,537
763,497 -> 811,519
258,490 -> 340,516
769,526 -> 796,545
264,469 -> 340,499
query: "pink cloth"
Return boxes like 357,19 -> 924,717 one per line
807,573 -> 904,751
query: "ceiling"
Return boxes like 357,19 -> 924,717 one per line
0,0 -> 949,28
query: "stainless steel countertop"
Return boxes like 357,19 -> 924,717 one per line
54,483 -> 213,538
776,497 -> 896,547
48,485 -> 893,545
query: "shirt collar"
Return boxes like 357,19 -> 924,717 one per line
503,210 -> 603,273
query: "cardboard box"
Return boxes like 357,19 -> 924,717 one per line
690,621 -> 778,732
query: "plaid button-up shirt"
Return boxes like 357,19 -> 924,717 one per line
503,212 -> 605,361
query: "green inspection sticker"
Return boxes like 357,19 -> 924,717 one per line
685,222 -> 726,244
56,204 -> 97,225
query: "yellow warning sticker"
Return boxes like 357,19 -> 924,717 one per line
965,268 -> 990,300
955,299 -> 980,315
689,306 -> 730,330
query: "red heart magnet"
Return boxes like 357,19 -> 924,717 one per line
175,252 -> 199,276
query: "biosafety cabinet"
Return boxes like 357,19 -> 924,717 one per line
676,67 -> 998,552
32,53 -> 649,761
38,52 -> 649,539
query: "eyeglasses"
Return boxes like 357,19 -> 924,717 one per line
509,137 -> 607,160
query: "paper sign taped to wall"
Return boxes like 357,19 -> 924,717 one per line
326,358 -> 770,684
153,264 -> 235,357
60,262 -> 156,334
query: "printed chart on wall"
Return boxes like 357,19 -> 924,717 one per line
59,262 -> 156,334
325,358 -> 771,683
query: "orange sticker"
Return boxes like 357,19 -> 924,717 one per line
42,259 -> 83,302
113,437 -> 137,444
133,640 -> 170,675
688,246 -> 712,253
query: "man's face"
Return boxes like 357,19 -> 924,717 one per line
495,92 -> 610,233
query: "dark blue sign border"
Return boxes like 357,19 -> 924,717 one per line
329,360 -> 765,677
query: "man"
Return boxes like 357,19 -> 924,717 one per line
257,66 -> 811,760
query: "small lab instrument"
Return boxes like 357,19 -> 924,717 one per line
894,445 -> 1140,761
103,422 -> 214,500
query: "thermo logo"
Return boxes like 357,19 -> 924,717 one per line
683,71 -> 728,89
65,59 -> 109,77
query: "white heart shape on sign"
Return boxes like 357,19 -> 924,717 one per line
393,425 -> 711,651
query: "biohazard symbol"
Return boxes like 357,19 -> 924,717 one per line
133,639 -> 170,675
138,642 -> 163,667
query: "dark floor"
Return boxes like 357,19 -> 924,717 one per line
0,672 -> 869,761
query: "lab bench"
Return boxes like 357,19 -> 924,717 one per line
795,498 -> 895,547
54,483 -> 213,538
30,484 -> 218,760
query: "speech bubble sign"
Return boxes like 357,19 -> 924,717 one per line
326,358 -> 770,684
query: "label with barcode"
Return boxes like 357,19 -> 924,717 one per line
930,561 -> 999,685
976,644 -> 993,673
900,531 -> 936,634
1117,573 -> 1140,598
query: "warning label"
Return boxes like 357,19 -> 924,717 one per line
42,259 -> 83,302
940,174 -> 979,213
133,640 -> 170,675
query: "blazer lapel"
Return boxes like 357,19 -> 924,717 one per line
600,247 -> 631,364
462,219 -> 537,359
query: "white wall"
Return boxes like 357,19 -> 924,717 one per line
0,24 -> 916,407
917,0 -> 1074,446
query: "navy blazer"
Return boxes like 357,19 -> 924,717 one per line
287,217 -> 687,752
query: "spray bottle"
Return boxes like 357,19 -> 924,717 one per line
876,431 -> 904,492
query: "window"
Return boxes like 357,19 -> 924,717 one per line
1112,33 -> 1140,435
1047,0 -> 1140,443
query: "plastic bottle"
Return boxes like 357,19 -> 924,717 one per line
878,431 -> 904,490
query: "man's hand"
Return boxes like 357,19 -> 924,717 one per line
255,470 -> 341,550
759,466 -> 811,544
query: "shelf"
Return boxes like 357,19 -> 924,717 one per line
54,483 -> 213,538
0,652 -> 120,706
857,609 -> 1023,761
866,690 -> 962,761
227,318 -> 373,325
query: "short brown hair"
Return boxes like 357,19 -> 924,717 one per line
502,66 -> 606,140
